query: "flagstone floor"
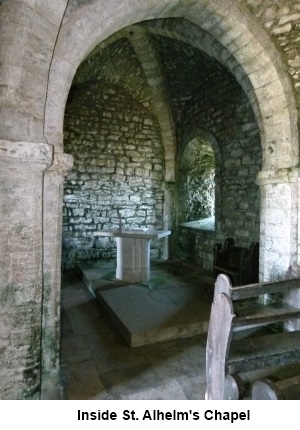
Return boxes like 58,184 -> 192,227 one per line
60,261 -> 214,400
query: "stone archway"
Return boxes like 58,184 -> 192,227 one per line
177,129 -> 221,229
41,0 -> 298,398
178,138 -> 215,222
45,1 -> 298,166
43,0 -> 299,278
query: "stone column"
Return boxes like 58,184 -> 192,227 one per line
257,168 -> 299,282
0,140 -> 53,399
41,152 -> 73,399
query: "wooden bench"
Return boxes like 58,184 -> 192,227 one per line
213,238 -> 259,286
205,274 -> 300,400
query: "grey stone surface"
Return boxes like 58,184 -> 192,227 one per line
60,262 -> 212,400
80,261 -> 212,347
62,79 -> 165,269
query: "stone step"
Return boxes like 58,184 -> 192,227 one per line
79,261 -> 212,347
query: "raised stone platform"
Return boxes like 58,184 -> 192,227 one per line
79,261 -> 213,347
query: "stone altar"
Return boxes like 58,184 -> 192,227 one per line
93,229 -> 171,283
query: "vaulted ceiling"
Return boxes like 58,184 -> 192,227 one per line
71,18 -> 232,126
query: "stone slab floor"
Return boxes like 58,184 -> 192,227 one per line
60,261 -> 214,400
60,262 -> 300,400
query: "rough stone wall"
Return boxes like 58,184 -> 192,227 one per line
172,227 -> 216,271
241,0 -> 300,103
63,81 -> 164,269
174,71 -> 262,270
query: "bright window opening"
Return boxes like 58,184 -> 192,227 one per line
178,137 -> 215,231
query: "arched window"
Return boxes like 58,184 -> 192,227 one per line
178,137 -> 215,230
